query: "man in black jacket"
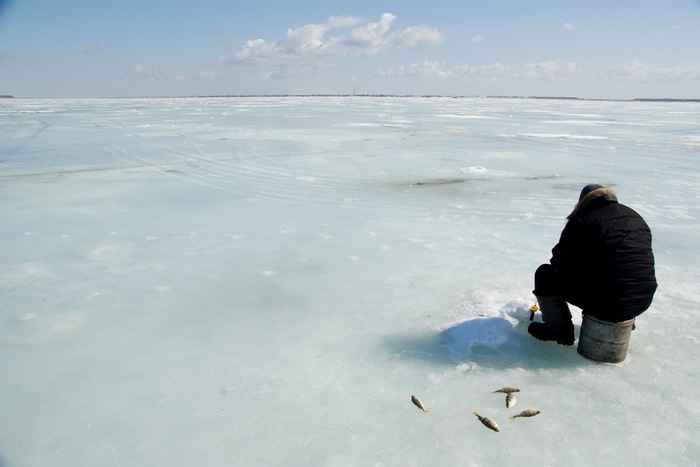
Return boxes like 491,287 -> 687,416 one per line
528,184 -> 657,345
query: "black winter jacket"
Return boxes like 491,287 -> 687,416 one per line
550,188 -> 657,321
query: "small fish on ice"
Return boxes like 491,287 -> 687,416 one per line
491,387 -> 521,394
510,409 -> 541,420
505,393 -> 516,408
411,395 -> 429,413
472,412 -> 500,432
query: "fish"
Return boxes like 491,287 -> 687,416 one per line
411,395 -> 429,413
509,409 -> 541,420
490,387 -> 521,394
472,412 -> 500,432
505,393 -> 516,408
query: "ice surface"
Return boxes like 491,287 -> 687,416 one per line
1,97 -> 699,466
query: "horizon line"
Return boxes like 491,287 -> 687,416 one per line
2,94 -> 699,102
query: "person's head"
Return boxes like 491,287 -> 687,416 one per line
569,184 -> 618,219
579,184 -> 604,201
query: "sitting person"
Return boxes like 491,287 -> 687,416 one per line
529,184 -> 657,345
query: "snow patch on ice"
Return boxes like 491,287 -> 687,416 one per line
458,166 -> 488,174
438,316 -> 521,361
437,300 -> 533,362
520,133 -> 608,140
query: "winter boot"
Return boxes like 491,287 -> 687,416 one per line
528,294 -> 575,346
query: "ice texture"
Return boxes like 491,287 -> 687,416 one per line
1,97 -> 699,466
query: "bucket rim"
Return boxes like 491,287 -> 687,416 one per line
582,313 -> 635,326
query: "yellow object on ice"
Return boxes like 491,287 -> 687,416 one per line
529,303 -> 538,321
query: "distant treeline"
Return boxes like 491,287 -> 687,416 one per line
632,98 -> 700,103
142,95 -> 700,102
171,95 -> 700,102
3,94 -> 698,102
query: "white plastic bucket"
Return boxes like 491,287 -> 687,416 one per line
577,314 -> 635,363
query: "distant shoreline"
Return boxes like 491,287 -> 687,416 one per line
1,94 -> 698,103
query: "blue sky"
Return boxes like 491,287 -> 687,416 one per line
1,0 -> 699,98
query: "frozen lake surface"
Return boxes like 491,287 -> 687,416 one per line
1,97 -> 699,466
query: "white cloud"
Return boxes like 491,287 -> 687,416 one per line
477,63 -> 512,75
129,64 -> 163,81
386,61 -> 455,79
342,12 -> 396,51
326,16 -> 362,28
379,60 -> 581,82
127,65 -> 216,83
223,13 -> 445,65
562,23 -> 575,31
518,60 -> 580,80
233,39 -> 281,63
377,57 -> 700,95
469,36 -> 485,44
608,60 -> 700,83
388,25 -> 445,49
255,63 -> 334,82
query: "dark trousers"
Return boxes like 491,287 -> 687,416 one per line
534,263 -> 641,322
533,264 -> 587,310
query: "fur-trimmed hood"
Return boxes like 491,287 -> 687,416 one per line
568,187 -> 618,219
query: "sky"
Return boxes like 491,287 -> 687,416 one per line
1,0 -> 699,99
